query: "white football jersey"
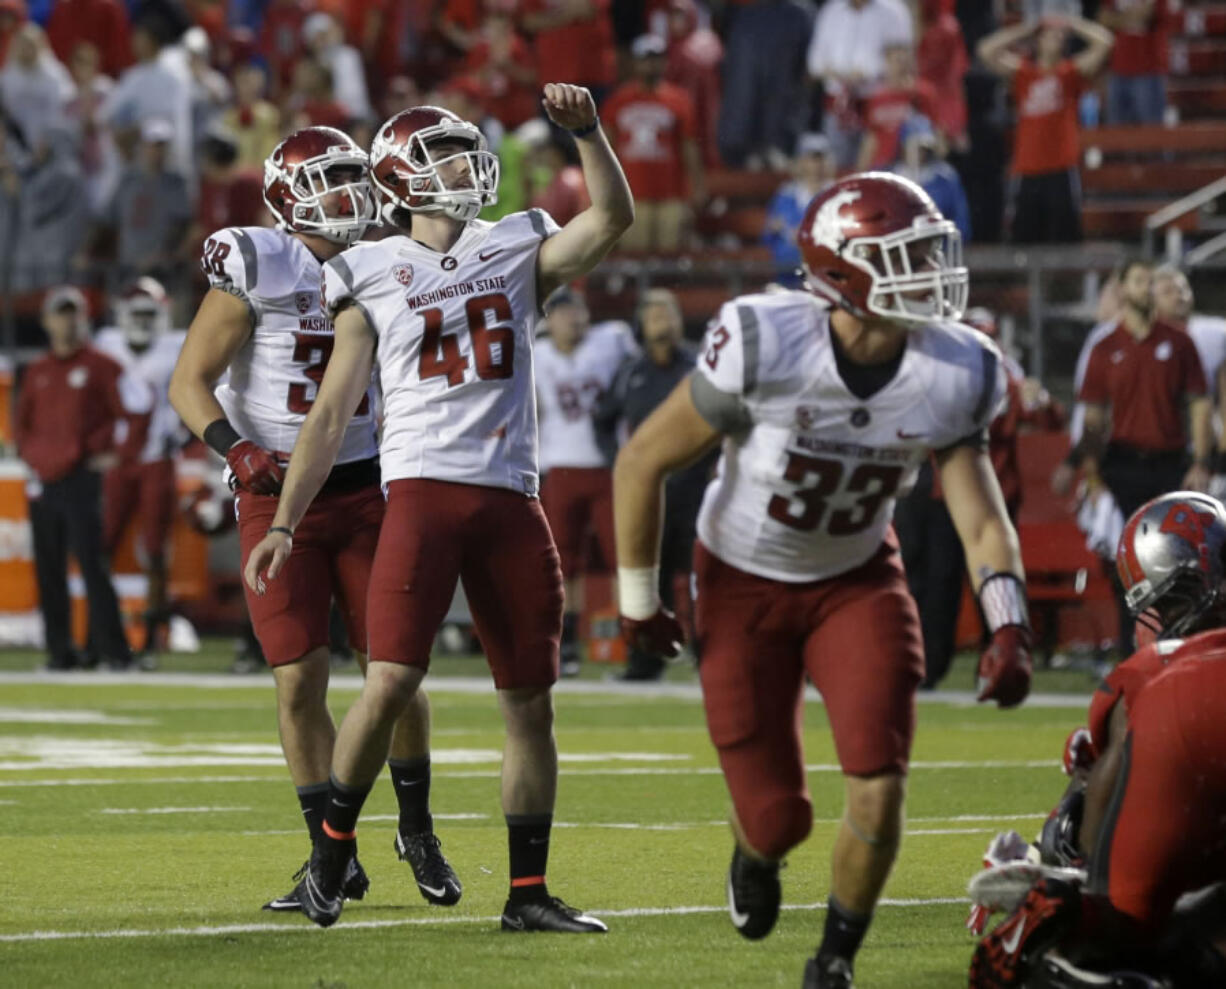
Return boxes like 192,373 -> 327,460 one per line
94,327 -> 186,462
322,209 -> 560,494
691,291 -> 1006,583
203,226 -> 378,465
536,321 -> 638,471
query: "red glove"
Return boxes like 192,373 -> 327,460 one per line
226,440 -> 285,495
620,608 -> 685,659
977,626 -> 1032,708
1061,727 -> 1096,777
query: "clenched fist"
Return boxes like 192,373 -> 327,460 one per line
226,440 -> 285,495
620,608 -> 684,659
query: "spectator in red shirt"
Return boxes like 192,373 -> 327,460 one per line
524,123 -> 590,225
917,0 -> 968,149
1098,0 -> 1170,124
46,0 -> 130,78
855,41 -> 939,171
603,33 -> 703,253
15,287 -> 136,671
462,4 -> 537,129
520,0 -> 616,104
979,14 -> 1114,243
437,0 -> 485,53
663,0 -> 722,166
258,0 -> 313,100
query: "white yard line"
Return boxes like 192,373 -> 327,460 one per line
0,670 -> 1094,707
98,806 -> 251,815
0,896 -> 967,944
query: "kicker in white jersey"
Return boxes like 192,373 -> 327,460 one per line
93,328 -> 186,462
535,321 -> 638,471
691,290 -> 1006,583
202,225 -> 378,464
322,208 -> 560,494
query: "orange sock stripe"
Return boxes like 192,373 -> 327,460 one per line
322,821 -> 356,841
510,875 -> 546,888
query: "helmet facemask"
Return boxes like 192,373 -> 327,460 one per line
1127,567 -> 1221,640
372,121 -> 499,223
829,219 -> 968,326
266,151 -> 375,245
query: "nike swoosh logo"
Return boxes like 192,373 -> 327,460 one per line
727,873 -> 750,928
306,871 -> 341,912
397,780 -> 423,787
896,430 -> 926,440
418,881 -> 447,897
502,914 -> 526,930
999,918 -> 1026,955
478,248 -> 504,262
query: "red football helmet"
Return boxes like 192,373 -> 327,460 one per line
797,172 -> 968,326
1116,491 -> 1226,639
263,126 -> 374,245
368,106 -> 499,223
116,276 -> 170,351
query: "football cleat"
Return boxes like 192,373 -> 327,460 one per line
726,844 -> 782,940
969,877 -> 1082,988
802,955 -> 855,989
1031,953 -> 1168,989
263,855 -> 369,912
293,840 -> 356,928
500,895 -> 608,933
394,831 -> 462,906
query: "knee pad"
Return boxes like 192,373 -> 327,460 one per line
741,793 -> 812,860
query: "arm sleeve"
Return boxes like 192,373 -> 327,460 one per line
202,227 -> 260,318
690,303 -> 754,433
1078,343 -> 1108,404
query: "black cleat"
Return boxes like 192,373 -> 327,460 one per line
263,856 -> 369,912
803,955 -> 855,989
500,895 -> 608,933
727,844 -> 781,940
394,831 -> 462,906
293,840 -> 355,928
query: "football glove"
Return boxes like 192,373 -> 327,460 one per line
619,608 -> 684,659
1062,727 -> 1096,777
226,440 -> 285,495
978,625 -> 1033,708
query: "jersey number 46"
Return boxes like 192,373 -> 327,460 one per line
418,293 -> 516,386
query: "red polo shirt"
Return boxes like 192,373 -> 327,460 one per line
1105,0 -> 1170,77
15,346 -> 127,483
1078,320 -> 1206,451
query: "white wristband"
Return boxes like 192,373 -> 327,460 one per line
979,573 -> 1029,633
617,566 -> 660,621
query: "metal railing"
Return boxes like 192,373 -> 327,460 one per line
1143,175 -> 1226,260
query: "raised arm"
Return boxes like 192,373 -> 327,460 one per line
536,83 -> 634,299
977,20 -> 1036,77
1067,15 -> 1115,78
243,304 -> 376,591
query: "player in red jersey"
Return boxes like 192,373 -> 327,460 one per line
970,491 -> 1226,988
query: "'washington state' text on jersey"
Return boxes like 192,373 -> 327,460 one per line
94,328 -> 186,462
322,209 -> 560,494
202,226 -> 378,465
691,291 -> 1006,583
535,321 -> 638,471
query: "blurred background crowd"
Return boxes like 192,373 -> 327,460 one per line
2,0 -> 1224,677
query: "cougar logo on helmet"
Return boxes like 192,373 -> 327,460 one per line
809,189 -> 861,256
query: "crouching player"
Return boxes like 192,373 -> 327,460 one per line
969,492 -> 1226,988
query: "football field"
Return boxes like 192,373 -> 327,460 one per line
0,648 -> 1097,988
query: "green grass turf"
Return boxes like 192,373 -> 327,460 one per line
0,643 -> 1095,987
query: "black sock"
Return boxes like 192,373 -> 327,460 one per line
817,896 -> 871,965
322,775 -> 372,840
388,756 -> 432,835
506,813 -> 552,903
296,781 -> 330,842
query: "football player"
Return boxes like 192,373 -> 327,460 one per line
970,492 -> 1226,989
96,277 -> 185,663
243,85 -> 633,932
613,172 -> 1032,988
169,126 -> 460,914
535,287 -> 638,676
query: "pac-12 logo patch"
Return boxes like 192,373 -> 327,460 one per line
392,263 -> 415,287
295,292 -> 313,315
